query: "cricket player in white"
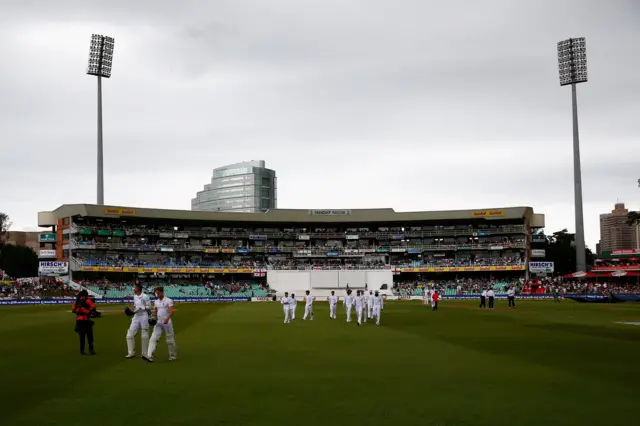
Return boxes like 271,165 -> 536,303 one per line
303,290 -> 314,320
355,290 -> 365,326
281,292 -> 291,323
328,291 -> 338,319
344,289 -> 354,322
126,284 -> 151,358
290,293 -> 297,320
373,291 -> 383,325
367,290 -> 374,320
144,286 -> 177,362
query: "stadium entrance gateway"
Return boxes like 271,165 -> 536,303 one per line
36,204 -> 544,298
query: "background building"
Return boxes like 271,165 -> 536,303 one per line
191,160 -> 277,213
4,231 -> 40,252
598,202 -> 637,252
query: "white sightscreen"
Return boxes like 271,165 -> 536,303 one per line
310,270 -> 339,288
339,270 -> 366,288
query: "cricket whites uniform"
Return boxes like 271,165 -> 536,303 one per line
329,295 -> 338,319
280,296 -> 290,323
148,296 -> 177,361
126,292 -> 151,357
303,295 -> 314,320
355,295 -> 364,325
367,293 -> 374,319
344,294 -> 354,322
289,296 -> 297,320
373,295 -> 383,325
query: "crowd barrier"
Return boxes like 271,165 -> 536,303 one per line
0,297 -> 250,306
564,294 -> 640,303
3,294 -> 640,306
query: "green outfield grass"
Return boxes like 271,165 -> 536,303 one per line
2,300 -> 640,426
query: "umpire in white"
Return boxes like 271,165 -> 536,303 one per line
507,286 -> 516,308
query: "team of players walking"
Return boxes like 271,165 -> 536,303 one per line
280,289 -> 384,326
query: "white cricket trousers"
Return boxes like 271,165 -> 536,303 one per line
373,306 -> 381,325
329,304 -> 337,319
290,305 -> 296,320
303,305 -> 313,320
367,304 -> 373,319
346,305 -> 353,322
126,314 -> 149,357
283,305 -> 290,323
148,320 -> 177,359
356,307 -> 363,324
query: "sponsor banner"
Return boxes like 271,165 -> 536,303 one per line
325,251 -> 340,257
39,261 -> 68,275
0,297 -> 250,306
489,246 -> 504,250
174,233 -> 189,239
39,233 -> 56,243
268,248 -> 281,253
251,297 -> 273,302
611,249 -> 640,255
345,235 -> 359,240
221,249 -> 236,253
529,261 -> 554,273
400,266 -> 526,273
407,248 -> 422,254
39,249 -> 57,258
377,248 -> 390,253
390,234 -> 404,240
79,267 -> 254,274
531,234 -> 546,243
236,248 -> 249,254
103,207 -> 136,215
204,248 -> 220,253
309,210 -> 351,216
592,265 -> 640,272
298,235 -> 310,241
391,248 -> 406,253
471,210 -> 504,218
249,235 -> 267,240
564,295 -> 608,303
531,249 -> 546,258
160,247 -> 174,252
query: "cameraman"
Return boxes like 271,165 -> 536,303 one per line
72,290 -> 96,355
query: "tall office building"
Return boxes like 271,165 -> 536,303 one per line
191,160 -> 277,213
598,202 -> 637,252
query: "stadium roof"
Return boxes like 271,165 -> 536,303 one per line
41,204 -> 544,226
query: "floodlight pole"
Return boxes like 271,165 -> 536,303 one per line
558,37 -> 587,273
571,82 -> 586,273
97,75 -> 104,205
87,34 -> 113,205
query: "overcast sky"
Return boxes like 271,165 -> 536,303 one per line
1,0 -> 639,248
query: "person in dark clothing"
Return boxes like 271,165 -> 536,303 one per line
72,290 -> 96,355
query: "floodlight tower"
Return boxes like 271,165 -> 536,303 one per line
86,34 -> 115,205
557,37 -> 588,273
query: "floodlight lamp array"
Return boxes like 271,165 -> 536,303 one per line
87,34 -> 115,78
557,37 -> 587,86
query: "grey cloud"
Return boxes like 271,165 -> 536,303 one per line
1,0 -> 639,251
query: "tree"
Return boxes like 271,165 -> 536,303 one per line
540,229 -> 593,275
626,211 -> 640,228
0,212 -> 11,243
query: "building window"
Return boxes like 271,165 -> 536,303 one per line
261,188 -> 270,198
261,199 -> 271,210
262,177 -> 270,187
